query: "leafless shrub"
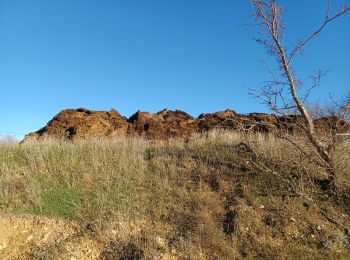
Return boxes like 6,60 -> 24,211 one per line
249,0 -> 350,192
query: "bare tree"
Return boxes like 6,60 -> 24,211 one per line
250,0 -> 350,192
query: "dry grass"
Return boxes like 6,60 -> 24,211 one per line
0,131 -> 349,259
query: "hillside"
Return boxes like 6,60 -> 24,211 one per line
1,132 -> 350,259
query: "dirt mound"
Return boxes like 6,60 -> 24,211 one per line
315,116 -> 349,134
128,109 -> 198,138
198,110 -> 279,133
23,108 -> 349,142
25,108 -> 129,141
198,109 -> 240,131
245,113 -> 279,132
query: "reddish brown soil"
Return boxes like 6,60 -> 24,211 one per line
128,109 -> 198,139
23,108 -> 349,141
25,108 -> 129,141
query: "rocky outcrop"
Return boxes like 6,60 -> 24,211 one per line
23,108 -> 349,142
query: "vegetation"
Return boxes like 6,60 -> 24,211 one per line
0,132 -> 349,259
250,0 -> 350,192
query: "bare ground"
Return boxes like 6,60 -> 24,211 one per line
0,212 -> 103,259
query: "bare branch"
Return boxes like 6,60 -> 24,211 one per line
250,0 -> 350,192
302,69 -> 329,104
288,4 -> 350,64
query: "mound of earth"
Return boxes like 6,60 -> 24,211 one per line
198,111 -> 280,133
25,108 -> 129,141
315,116 -> 350,135
129,109 -> 198,139
197,109 -> 241,131
23,108 -> 349,142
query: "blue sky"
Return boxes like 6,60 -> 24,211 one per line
0,0 -> 349,138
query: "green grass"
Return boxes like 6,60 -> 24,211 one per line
29,184 -> 84,220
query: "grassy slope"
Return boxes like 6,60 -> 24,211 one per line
0,132 -> 349,259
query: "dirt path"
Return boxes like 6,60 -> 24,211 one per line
0,212 -> 102,259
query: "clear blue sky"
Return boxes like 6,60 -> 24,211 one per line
0,0 -> 349,138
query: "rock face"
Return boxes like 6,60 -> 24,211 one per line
23,108 -> 349,142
